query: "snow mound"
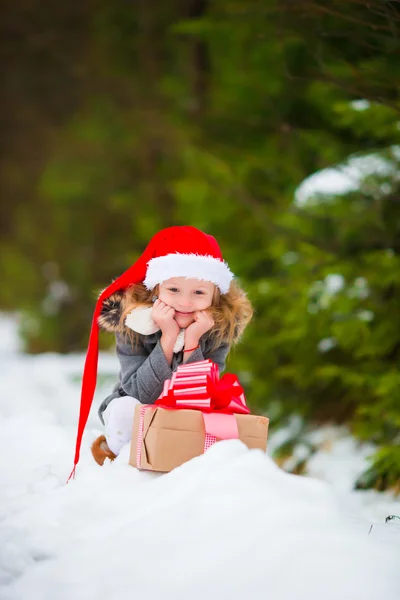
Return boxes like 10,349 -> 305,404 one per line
1,440 -> 399,600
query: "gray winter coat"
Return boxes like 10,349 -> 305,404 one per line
98,330 -> 230,423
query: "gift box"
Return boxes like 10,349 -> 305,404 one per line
129,360 -> 269,473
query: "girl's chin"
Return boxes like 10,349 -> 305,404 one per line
174,316 -> 195,327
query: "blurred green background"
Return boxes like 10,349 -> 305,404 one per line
1,0 -> 400,490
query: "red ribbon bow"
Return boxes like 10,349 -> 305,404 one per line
156,359 -> 249,416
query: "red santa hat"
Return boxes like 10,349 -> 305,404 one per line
68,225 -> 234,478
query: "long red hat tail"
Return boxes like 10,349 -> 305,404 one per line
67,239 -> 157,481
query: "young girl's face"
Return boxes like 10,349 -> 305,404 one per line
158,276 -> 215,329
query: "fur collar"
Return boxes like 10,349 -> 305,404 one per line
98,291 -> 186,353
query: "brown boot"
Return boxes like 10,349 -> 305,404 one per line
91,435 -> 117,466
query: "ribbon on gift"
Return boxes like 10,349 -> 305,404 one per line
156,359 -> 249,416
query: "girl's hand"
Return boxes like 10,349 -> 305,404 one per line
151,299 -> 180,340
185,310 -> 214,341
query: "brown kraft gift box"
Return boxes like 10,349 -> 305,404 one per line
129,404 -> 269,473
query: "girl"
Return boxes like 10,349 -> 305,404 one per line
70,225 -> 253,473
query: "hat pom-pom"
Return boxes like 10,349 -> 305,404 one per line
125,306 -> 185,353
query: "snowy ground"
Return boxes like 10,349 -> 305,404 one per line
0,314 -> 399,600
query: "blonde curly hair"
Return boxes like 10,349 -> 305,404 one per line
120,279 -> 253,352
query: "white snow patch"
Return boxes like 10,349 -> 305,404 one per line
295,147 -> 400,205
325,274 -> 345,294
318,337 -> 337,353
357,309 -> 375,322
0,313 -> 23,355
351,99 -> 371,111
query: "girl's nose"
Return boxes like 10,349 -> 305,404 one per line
179,294 -> 193,308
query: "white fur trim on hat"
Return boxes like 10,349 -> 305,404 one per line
143,253 -> 234,294
125,306 -> 186,353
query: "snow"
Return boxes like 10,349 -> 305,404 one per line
317,337 -> 337,353
295,146 -> 400,205
350,99 -> 371,111
0,313 -> 399,600
324,273 -> 345,294
295,166 -> 359,203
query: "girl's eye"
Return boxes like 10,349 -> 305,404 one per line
195,291 -> 204,295
168,288 -> 178,292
